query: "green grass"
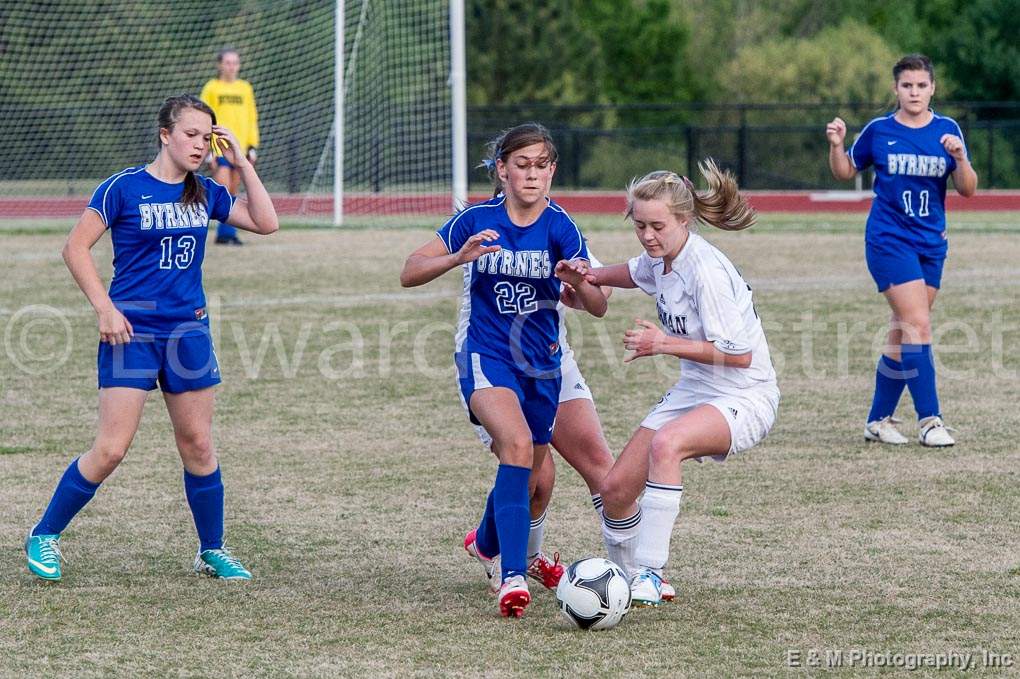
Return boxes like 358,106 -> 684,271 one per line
2,214 -> 1020,677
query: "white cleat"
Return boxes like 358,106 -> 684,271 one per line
919,416 -> 955,447
864,416 -> 909,445
630,568 -> 663,607
464,529 -> 501,593
498,575 -> 531,618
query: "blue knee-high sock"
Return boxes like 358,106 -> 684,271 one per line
900,344 -> 940,420
493,463 -> 531,582
184,467 -> 224,552
474,489 -> 500,558
33,458 -> 101,536
867,354 -> 907,422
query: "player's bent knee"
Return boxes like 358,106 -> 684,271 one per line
496,435 -> 534,467
598,475 -> 633,515
177,432 -> 215,465
649,431 -> 688,466
90,443 -> 128,471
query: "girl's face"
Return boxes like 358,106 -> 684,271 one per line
631,198 -> 689,259
894,69 -> 934,117
160,108 -> 213,172
218,52 -> 241,81
497,142 -> 556,208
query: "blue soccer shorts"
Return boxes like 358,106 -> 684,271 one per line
455,351 -> 561,445
98,329 -> 221,393
865,240 -> 946,292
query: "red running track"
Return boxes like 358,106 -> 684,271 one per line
3,190 -> 1019,218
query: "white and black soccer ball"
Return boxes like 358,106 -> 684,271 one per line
555,557 -> 631,630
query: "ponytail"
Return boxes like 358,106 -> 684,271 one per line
626,158 -> 756,232
180,171 -> 204,209
689,159 -> 756,231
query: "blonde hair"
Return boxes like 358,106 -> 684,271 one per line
625,159 -> 756,231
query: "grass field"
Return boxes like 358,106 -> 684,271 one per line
2,213 -> 1020,677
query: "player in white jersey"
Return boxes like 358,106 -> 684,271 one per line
584,161 -> 779,606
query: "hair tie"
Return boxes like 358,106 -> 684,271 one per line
482,158 -> 495,171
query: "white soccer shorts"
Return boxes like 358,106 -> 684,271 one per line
640,385 -> 779,461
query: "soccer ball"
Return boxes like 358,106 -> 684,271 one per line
555,557 -> 631,630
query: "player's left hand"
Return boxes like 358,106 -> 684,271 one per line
940,134 -> 967,161
623,318 -> 666,362
211,125 -> 248,167
555,259 -> 589,287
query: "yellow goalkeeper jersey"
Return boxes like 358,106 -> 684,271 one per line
200,78 -> 260,152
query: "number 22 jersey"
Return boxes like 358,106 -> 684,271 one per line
437,195 -> 589,375
87,166 -> 235,336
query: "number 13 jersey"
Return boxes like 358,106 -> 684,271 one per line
87,166 -> 235,337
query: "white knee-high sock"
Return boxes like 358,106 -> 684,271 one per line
633,482 -> 683,577
601,508 -> 642,578
527,510 -> 547,561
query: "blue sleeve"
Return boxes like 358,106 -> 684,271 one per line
554,212 -> 589,262
436,208 -> 474,254
86,172 -> 126,228
848,119 -> 876,171
205,178 -> 235,223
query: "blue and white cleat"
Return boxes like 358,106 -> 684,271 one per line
630,568 -> 663,607
26,532 -> 63,581
193,547 -> 252,580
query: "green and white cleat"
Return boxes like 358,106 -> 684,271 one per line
26,532 -> 63,581
193,547 -> 252,580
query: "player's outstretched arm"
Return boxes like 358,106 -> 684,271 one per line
62,210 -> 133,345
583,263 -> 638,289
400,231 -> 501,287
214,125 -> 279,235
826,117 -> 857,181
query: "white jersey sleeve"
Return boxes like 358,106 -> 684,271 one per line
693,259 -> 752,356
627,252 -> 658,296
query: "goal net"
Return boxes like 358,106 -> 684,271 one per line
0,0 -> 456,223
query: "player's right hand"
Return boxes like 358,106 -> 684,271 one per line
455,230 -> 501,264
98,307 -> 133,345
826,117 -> 847,146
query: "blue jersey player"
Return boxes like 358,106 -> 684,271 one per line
25,94 -> 279,582
827,54 -> 977,447
400,123 -> 607,617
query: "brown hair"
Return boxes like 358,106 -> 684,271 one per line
156,94 -> 216,209
893,53 -> 934,83
625,159 -> 756,231
481,122 -> 558,197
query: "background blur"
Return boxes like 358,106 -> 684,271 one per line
1,0 -> 1017,208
